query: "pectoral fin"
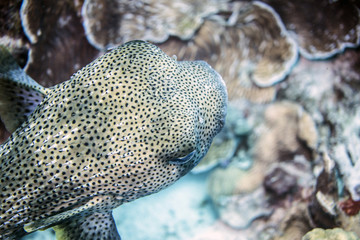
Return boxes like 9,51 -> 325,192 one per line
53,211 -> 121,240
0,46 -> 49,132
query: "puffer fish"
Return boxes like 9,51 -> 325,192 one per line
0,40 -> 227,239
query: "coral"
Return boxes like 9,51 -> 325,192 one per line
337,211 -> 360,237
253,101 -> 318,164
208,162 -> 266,199
263,0 -> 360,59
333,49 -> 360,83
302,228 -> 359,240
277,57 -> 338,120
308,152 -> 360,237
20,0 -> 99,86
339,198 -> 360,217
273,203 -> 312,240
0,0 -> 29,55
206,99 -> 316,232
297,112 -> 318,150
206,158 -> 312,229
333,140 -> 360,202
212,188 -> 273,229
309,152 -> 341,229
160,1 -> 298,101
6,0 -> 299,105
240,2 -> 298,88
326,104 -> 360,202
263,166 -> 297,197
81,0 -> 229,50
278,55 -> 360,207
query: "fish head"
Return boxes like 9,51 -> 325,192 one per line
73,40 -> 228,179
100,41 -> 228,176
161,60 -> 228,170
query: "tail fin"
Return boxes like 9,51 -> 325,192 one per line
0,46 -> 49,133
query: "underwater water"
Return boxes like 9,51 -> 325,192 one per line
114,172 -> 215,240
1,1 -> 360,240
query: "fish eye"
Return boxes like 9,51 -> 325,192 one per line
169,150 -> 196,165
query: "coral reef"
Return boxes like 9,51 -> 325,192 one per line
263,0 -> 360,59
0,0 -> 28,65
160,1 -> 298,101
264,167 -> 297,197
205,101 -> 317,233
272,203 -> 312,240
253,101 -> 318,164
278,51 -> 360,237
20,0 -> 99,87
82,0 -> 229,49
214,188 -> 273,229
302,228 -> 359,240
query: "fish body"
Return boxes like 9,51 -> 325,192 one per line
0,41 -> 227,239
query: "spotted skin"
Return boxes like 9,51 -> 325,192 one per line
0,41 -> 227,239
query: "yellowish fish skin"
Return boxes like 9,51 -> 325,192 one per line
0,41 -> 227,239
